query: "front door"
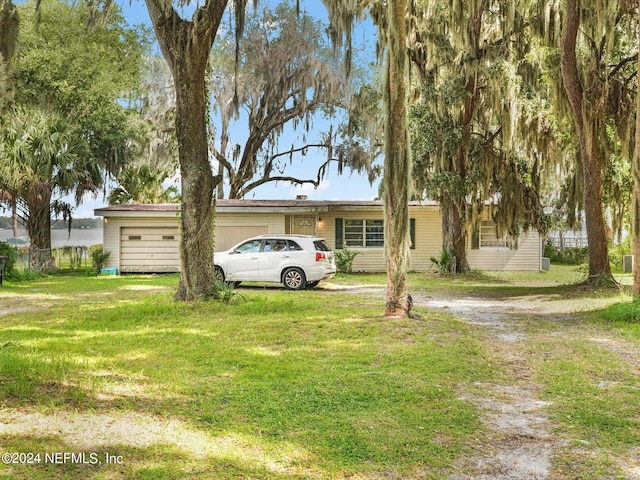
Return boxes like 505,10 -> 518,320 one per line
293,216 -> 316,236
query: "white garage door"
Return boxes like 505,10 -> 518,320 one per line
120,226 -> 181,273
215,226 -> 269,252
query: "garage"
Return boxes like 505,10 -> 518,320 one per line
120,226 -> 181,273
215,225 -> 269,251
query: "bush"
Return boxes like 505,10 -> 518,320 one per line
0,241 -> 17,275
6,269 -> 45,281
544,243 -> 588,265
335,247 -> 361,274
90,245 -> 111,274
209,280 -> 243,303
609,238 -> 631,271
430,249 -> 456,274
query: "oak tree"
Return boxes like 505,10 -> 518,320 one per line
209,2 -> 381,199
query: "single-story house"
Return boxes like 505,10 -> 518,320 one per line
94,199 -> 544,273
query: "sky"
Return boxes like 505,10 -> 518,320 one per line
72,0 -> 381,217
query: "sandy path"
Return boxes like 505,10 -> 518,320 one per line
416,295 -> 555,480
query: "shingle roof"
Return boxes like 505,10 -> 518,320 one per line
94,199 -> 439,215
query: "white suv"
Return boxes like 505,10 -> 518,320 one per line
214,235 -> 337,289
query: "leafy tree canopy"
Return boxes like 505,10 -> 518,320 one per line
0,0 -> 149,269
209,0 -> 382,199
14,0 -> 150,182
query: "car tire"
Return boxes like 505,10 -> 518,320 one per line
214,266 -> 225,282
282,267 -> 306,290
305,281 -> 320,289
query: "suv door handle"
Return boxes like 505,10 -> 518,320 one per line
282,254 -> 290,258
251,256 -> 259,260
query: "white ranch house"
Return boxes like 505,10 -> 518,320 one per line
94,199 -> 544,273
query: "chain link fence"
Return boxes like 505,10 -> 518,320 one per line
12,246 -> 93,272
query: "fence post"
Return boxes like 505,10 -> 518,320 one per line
0,256 -> 6,285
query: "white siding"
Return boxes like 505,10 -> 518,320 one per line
316,207 -> 443,273
214,212 -> 284,251
215,226 -> 268,251
467,229 -> 542,271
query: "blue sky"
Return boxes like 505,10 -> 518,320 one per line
73,0 -> 381,217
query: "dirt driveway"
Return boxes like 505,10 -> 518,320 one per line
408,289 -> 640,480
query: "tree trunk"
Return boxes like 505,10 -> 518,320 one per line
26,183 -> 54,272
144,0 -> 227,300
174,64 -> 216,300
633,41 -> 640,297
0,0 -> 18,110
383,0 -> 411,318
11,200 -> 17,237
560,0 -> 612,284
441,72 -> 475,275
441,196 -> 470,273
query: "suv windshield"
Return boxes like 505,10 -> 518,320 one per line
313,240 -> 331,252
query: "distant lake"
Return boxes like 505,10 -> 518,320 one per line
0,228 -> 103,247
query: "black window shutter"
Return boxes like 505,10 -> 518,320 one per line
335,218 -> 343,249
410,218 -> 416,249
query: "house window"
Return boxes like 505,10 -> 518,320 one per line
162,235 -> 175,240
344,219 -> 384,247
128,235 -> 142,240
479,221 -> 517,249
335,218 -> 415,249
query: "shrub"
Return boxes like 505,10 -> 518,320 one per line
335,247 -> 361,274
430,249 -> 456,274
90,245 -> 111,274
609,238 -> 631,271
545,242 -> 588,265
6,269 -> 45,281
209,280 -> 243,303
0,241 -> 17,275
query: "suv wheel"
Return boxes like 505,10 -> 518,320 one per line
282,267 -> 306,290
305,281 -> 320,289
214,266 -> 225,282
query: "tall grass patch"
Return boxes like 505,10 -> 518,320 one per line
531,327 -> 640,478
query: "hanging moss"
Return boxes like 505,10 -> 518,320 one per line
410,0 -> 556,257
211,2 -> 382,198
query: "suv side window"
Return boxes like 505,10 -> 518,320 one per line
287,240 -> 304,251
263,239 -> 288,252
314,240 -> 331,251
234,239 -> 263,254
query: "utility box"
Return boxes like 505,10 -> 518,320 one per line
541,257 -> 550,271
624,255 -> 634,273
0,256 -> 6,286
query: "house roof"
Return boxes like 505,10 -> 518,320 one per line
94,199 -> 439,216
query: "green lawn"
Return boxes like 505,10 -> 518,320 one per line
0,273 -> 494,479
0,266 -> 639,479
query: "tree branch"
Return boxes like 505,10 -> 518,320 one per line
236,176 -> 319,199
211,146 -> 235,184
267,143 -> 328,163
610,53 -> 638,77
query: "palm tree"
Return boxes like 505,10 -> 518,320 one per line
0,106 -> 85,270
108,164 -> 179,204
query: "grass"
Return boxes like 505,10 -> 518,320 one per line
1,265 -> 640,478
0,273 -> 493,479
